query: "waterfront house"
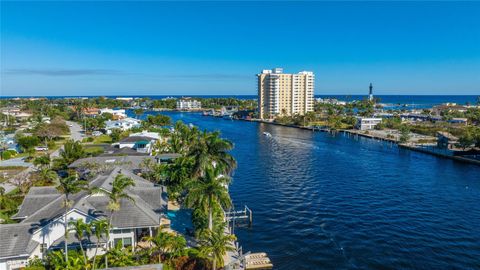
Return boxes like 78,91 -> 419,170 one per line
68,154 -> 179,173
355,117 -> 383,130
437,131 -> 458,149
105,117 -> 141,132
0,167 -> 167,270
99,108 -> 127,120
69,155 -> 156,173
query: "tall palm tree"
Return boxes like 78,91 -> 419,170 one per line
170,121 -> 200,154
185,166 -> 232,231
68,219 -> 91,265
167,234 -> 187,263
37,167 -> 58,186
90,219 -> 110,270
101,241 -> 136,268
59,140 -> 86,168
188,131 -> 236,177
56,175 -> 88,264
33,154 -> 51,169
142,230 -> 186,264
164,156 -> 193,199
199,226 -> 236,270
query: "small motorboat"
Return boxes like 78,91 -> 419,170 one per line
263,132 -> 272,137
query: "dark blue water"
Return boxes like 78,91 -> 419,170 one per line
147,111 -> 480,269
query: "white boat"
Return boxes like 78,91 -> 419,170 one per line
263,132 -> 271,137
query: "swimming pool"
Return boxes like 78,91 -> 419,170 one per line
167,209 -> 193,235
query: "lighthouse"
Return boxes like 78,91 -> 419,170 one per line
368,83 -> 373,101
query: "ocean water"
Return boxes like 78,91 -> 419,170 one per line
143,111 -> 480,270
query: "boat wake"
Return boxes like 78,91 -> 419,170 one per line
267,135 -> 320,150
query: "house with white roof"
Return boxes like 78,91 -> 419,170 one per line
111,131 -> 161,155
105,118 -> 141,132
99,108 -> 127,119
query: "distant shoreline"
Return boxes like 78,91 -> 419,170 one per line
2,94 -> 478,107
194,113 -> 480,167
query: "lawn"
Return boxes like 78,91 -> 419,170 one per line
92,135 -> 113,144
84,146 -> 105,156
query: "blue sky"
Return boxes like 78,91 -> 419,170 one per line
1,1 -> 479,96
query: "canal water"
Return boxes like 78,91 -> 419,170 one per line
145,111 -> 480,269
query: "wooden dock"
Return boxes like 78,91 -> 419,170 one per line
245,253 -> 273,269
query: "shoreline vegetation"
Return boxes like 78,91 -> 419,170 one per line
1,95 -> 479,165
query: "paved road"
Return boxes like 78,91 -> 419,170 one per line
0,120 -> 87,196
50,121 -> 84,158
0,121 -> 85,189
66,121 -> 84,142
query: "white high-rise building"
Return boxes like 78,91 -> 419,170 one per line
257,68 -> 315,119
176,98 -> 202,110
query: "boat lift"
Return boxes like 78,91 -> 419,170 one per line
226,205 -> 253,229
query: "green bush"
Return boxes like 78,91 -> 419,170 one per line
82,137 -> 94,143
1,150 -> 17,160
17,135 -> 40,151
25,256 -> 45,270
47,140 -> 56,149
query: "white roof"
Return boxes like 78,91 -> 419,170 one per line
129,131 -> 160,140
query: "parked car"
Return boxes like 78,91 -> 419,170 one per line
35,146 -> 48,151
92,131 -> 103,137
